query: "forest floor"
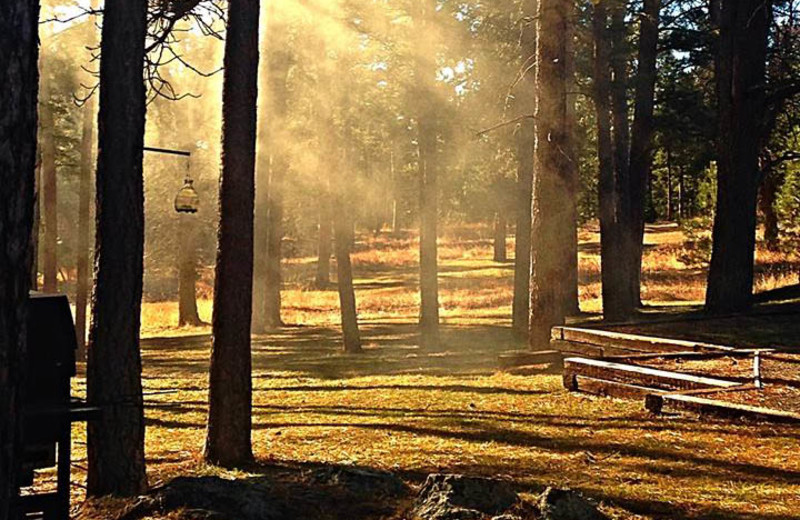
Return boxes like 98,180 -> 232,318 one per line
55,223 -> 800,519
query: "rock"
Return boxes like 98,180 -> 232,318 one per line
309,465 -> 410,498
537,487 -> 608,520
412,474 -> 520,520
118,476 -> 283,520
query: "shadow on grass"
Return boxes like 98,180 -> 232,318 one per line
136,319 -> 800,519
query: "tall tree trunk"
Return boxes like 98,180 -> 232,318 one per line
264,165 -> 283,328
205,0 -> 259,467
252,153 -> 268,330
257,10 -> 288,330
512,121 -> 534,340
178,213 -> 201,326
31,151 -> 41,290
75,95 -> 94,356
610,0 -> 630,189
666,158 -> 672,220
513,0 -> 537,340
678,166 -> 684,221
628,0 -> 660,307
607,0 -> 636,317
414,1 -> 441,349
529,0 -> 576,348
334,194 -> 362,353
493,213 -> 507,262
563,3 -> 580,317
252,7 -> 270,334
593,0 -> 628,322
760,171 -> 780,251
40,76 -> 58,293
75,0 -> 99,358
87,0 -> 148,497
390,149 -> 399,234
316,190 -> 333,288
0,2 -> 39,517
706,0 -> 771,313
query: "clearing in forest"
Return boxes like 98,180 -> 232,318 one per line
57,224 -> 800,519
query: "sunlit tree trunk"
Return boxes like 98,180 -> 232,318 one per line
205,0 -> 260,468
252,6 -> 270,334
258,9 -> 288,330
87,0 -> 148,496
628,0 -> 661,308
178,213 -> 201,326
512,116 -> 534,340
706,0 -> 771,313
264,164 -> 284,329
252,154 -> 269,331
512,0 -> 537,340
529,0 -> 576,348
75,93 -> 94,356
0,2 -> 39,516
413,0 -> 441,349
493,213 -> 507,262
316,190 -> 333,288
390,149 -> 399,234
334,190 -> 362,353
40,74 -> 58,293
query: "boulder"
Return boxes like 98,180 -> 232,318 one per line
537,487 -> 608,520
412,474 -> 520,520
118,476 -> 283,520
309,465 -> 410,498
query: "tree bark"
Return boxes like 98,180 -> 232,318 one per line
252,163 -> 268,331
512,119 -> 534,340
178,213 -> 201,326
31,151 -> 40,290
0,2 -> 39,517
256,10 -> 288,331
563,3 -> 580,316
334,194 -> 362,353
205,0 -> 259,468
628,0 -> 660,308
390,149 -> 399,234
706,0 -> 771,313
678,166 -> 684,221
264,165 -> 284,329
493,213 -> 507,262
666,157 -> 672,220
75,95 -> 94,356
252,13 -> 270,334
593,0 -> 629,323
316,190 -> 333,288
529,0 -> 576,349
607,0 -> 637,317
87,0 -> 148,497
759,171 -> 780,251
414,0 -> 441,349
40,75 -> 58,293
512,0 -> 537,341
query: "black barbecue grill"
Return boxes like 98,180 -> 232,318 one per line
14,293 -> 101,520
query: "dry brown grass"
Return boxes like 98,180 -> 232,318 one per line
53,223 -> 800,520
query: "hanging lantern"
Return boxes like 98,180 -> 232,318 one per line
174,177 -> 200,213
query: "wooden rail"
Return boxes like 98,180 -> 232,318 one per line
552,327 -> 736,357
646,392 -> 800,424
563,357 -> 741,394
